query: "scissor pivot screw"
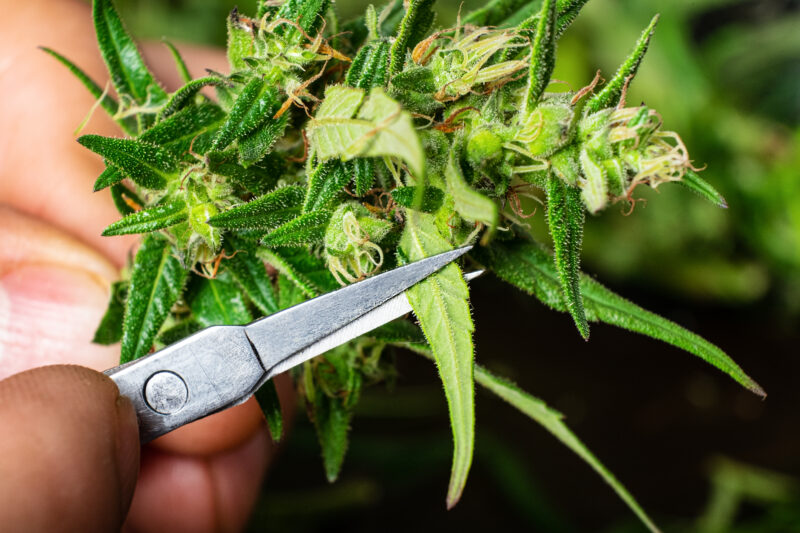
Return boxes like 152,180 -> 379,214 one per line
144,371 -> 188,415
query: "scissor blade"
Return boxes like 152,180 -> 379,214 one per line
245,247 -> 471,378
266,270 -> 484,376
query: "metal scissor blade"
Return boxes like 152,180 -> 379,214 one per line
267,270 -> 484,376
245,246 -> 471,378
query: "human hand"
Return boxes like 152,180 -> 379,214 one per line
0,1 -> 289,531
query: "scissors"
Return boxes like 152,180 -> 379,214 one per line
105,246 -> 474,443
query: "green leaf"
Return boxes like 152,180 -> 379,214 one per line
445,153 -> 498,241
274,0 -> 331,44
261,210 -> 333,247
238,112 -> 289,168
399,210 -> 474,509
255,380 -> 283,442
303,161 -> 351,213
79,135 -> 177,190
102,201 -> 188,236
94,167 -> 124,191
524,0 -> 557,111
208,186 -> 305,231
351,158 -> 377,197
346,40 -> 391,89
368,319 -> 427,344
157,76 -> 225,121
206,151 -> 283,196
110,183 -> 143,215
156,319 -> 201,346
389,0 -> 435,76
92,281 -> 128,345
464,0 -> 531,26
258,249 -> 321,298
39,46 -> 136,136
223,236 -> 279,316
92,0 -> 166,123
140,103 -> 225,156
472,364 -> 660,533
211,77 -> 266,151
553,0 -> 591,37
585,15 -> 659,114
162,39 -> 192,84
473,240 -> 765,397
546,174 -> 589,339
391,185 -> 444,213
680,170 -> 728,208
311,386 -> 353,482
121,235 -> 188,363
308,86 -> 425,178
227,9 -> 256,72
190,274 -> 253,327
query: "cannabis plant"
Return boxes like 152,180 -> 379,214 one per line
46,0 -> 765,528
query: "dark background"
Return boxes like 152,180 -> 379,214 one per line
113,0 -> 800,530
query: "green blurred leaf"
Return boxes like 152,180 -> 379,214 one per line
400,210 -> 474,509
162,39 -> 192,84
121,235 -> 188,363
92,281 -> 128,345
109,182 -> 144,216
391,185 -> 444,213
255,379 -> 283,442
445,153 -> 498,241
261,210 -> 333,247
680,169 -> 728,209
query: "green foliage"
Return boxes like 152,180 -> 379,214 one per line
121,235 -> 188,363
255,379 -> 283,443
61,0 -> 763,524
400,211 -> 475,508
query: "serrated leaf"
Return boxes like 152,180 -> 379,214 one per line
109,183 -> 143,215
525,0 -> 557,111
162,40 -> 192,83
399,210 -> 474,509
190,274 -> 253,327
546,174 -> 589,339
39,47 -> 137,136
554,0 -> 591,37
473,240 -> 765,396
121,235 -> 188,363
206,150 -> 283,195
79,135 -> 177,190
445,152 -> 498,241
209,186 -> 304,231
351,158 -> 377,197
391,185 -> 444,213
311,387 -> 353,482
158,76 -> 225,121
304,161 -> 351,213
102,200 -> 187,236
92,0 -> 166,127
94,167 -> 124,191
585,15 -> 659,114
680,169 -> 728,208
92,281 -> 128,345
261,210 -> 333,247
255,379 -> 283,442
389,0 -> 435,76
308,86 -> 424,178
223,236 -> 279,316
472,364 -> 660,533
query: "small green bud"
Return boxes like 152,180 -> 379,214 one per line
466,128 -> 504,166
517,96 -> 575,157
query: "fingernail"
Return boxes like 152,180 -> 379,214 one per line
115,393 -> 140,508
0,265 -> 119,380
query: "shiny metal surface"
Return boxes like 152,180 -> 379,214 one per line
104,247 -> 473,443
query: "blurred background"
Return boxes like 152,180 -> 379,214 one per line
114,0 -> 800,530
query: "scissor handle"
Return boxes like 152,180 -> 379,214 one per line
105,326 -> 265,443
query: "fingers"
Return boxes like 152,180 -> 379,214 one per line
0,365 -> 140,533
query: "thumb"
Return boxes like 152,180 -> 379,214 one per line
0,365 -> 140,532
